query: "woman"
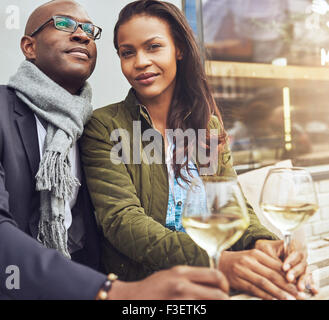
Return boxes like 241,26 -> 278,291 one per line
81,0 -> 313,300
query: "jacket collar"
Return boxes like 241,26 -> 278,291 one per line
123,88 -> 193,128
12,91 -> 40,177
123,88 -> 153,127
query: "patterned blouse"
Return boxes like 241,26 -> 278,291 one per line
165,139 -> 200,232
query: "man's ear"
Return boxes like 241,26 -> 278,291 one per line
20,36 -> 36,61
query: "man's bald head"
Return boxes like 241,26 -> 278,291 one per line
25,0 -> 89,36
21,0 -> 98,94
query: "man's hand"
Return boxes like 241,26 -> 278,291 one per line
255,239 -> 318,295
219,248 -> 305,300
107,266 -> 230,300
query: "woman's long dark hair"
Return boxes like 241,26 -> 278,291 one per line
114,0 -> 226,182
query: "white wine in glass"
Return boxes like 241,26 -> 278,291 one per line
260,167 -> 318,256
182,176 -> 250,268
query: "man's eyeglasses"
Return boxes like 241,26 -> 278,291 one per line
29,15 -> 102,40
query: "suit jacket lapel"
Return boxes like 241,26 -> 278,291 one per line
13,96 -> 40,177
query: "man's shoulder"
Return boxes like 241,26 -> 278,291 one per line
0,85 -> 16,115
0,85 -> 15,100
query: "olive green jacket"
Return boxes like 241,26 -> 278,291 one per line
80,89 -> 277,281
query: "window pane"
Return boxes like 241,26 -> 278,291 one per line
198,0 -> 329,172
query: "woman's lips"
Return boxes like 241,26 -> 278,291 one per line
135,73 -> 159,85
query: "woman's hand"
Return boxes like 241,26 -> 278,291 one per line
219,248 -> 306,300
255,239 -> 318,295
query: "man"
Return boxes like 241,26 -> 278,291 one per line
0,0 -> 229,300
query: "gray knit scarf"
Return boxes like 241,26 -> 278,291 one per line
8,60 -> 93,259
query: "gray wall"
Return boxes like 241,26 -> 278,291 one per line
0,0 -> 181,109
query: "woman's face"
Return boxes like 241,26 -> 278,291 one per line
117,14 -> 182,105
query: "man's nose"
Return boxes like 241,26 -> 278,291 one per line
70,25 -> 90,44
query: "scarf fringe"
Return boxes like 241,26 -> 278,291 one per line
37,216 -> 71,259
36,151 -> 80,200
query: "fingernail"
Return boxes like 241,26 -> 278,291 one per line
287,272 -> 295,282
283,263 -> 291,271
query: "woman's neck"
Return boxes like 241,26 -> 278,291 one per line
146,101 -> 169,133
138,92 -> 172,154
137,86 -> 174,137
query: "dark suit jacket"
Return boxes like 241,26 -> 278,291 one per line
0,85 -> 107,299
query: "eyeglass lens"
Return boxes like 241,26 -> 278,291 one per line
54,16 -> 99,39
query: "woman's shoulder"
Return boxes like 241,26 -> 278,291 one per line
90,98 -> 133,130
92,100 -> 124,121
91,89 -> 137,127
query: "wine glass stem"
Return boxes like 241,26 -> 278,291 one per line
283,233 -> 292,259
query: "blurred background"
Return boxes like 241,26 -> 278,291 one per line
199,0 -> 329,173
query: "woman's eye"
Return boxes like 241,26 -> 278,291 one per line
121,50 -> 134,58
149,43 -> 161,51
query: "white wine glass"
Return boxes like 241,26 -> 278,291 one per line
259,167 -> 319,258
182,176 -> 250,269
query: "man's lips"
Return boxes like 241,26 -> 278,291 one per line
135,73 -> 159,85
65,47 -> 90,60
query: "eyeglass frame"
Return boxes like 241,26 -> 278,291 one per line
29,15 -> 102,40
